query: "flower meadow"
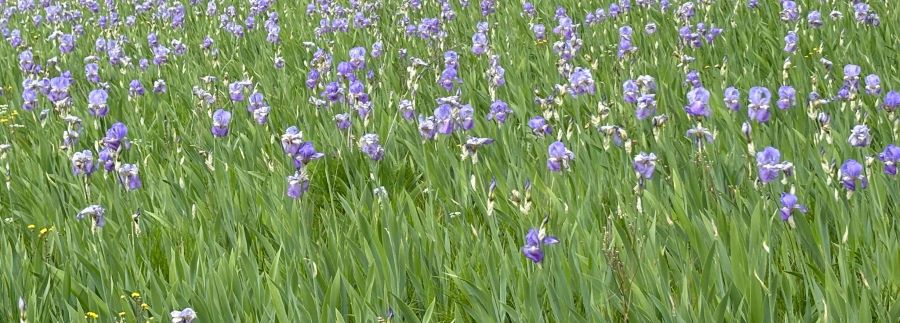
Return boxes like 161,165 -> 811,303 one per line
0,0 -> 898,321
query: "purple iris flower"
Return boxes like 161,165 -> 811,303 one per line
85,63 -> 100,83
724,87 -> 741,111
286,172 -> 310,199
75,205 -> 105,229
334,113 -> 351,130
487,100 -> 511,124
281,126 -> 303,155
808,11 -> 823,28
839,159 -> 868,191
756,147 -> 792,183
399,100 -> 415,121
748,87 -> 772,123
884,91 -> 900,112
847,124 -> 871,147
623,79 -> 639,104
98,148 -> 115,172
633,152 -> 657,180
129,80 -> 145,97
229,82 -> 245,102
780,0 -> 799,22
349,47 -> 366,70
568,67 -> 595,96
471,32 -> 488,55
293,142 -> 325,168
464,137 -> 494,156
211,109 -> 232,137
784,31 -> 798,54
532,24 -> 546,41
418,115 -> 437,140
879,145 -> 899,176
359,134 -> 385,161
88,89 -> 109,117
636,94 -> 656,120
103,122 -> 130,151
118,163 -> 142,191
547,141 -> 574,172
684,87 -> 711,118
521,228 -> 559,264
779,193 -> 807,221
777,85 -> 796,110
864,74 -> 880,95
72,150 -> 97,176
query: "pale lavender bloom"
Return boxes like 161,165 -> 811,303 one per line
129,80 -> 145,97
686,125 -> 714,145
98,148 -> 115,172
879,145 -> 899,176
864,74 -> 880,95
211,109 -> 232,137
777,85 -> 796,110
779,193 -> 807,221
398,100 -> 415,120
359,133 -> 384,161
756,147 -> 790,183
487,100 -> 511,124
748,87 -> 772,123
464,137 -> 494,155
72,150 -> 96,176
636,94 -> 656,120
547,141 -> 574,172
528,116 -> 552,136
118,163 -> 142,191
808,10 -> 823,28
293,142 -> 325,168
884,91 -> 900,112
839,159 -> 868,191
724,87 -> 741,111
780,0 -> 799,22
252,106 -> 270,124
170,307 -> 197,323
153,79 -> 167,94
334,113 -> 351,130
784,31 -> 798,53
532,24 -> 546,41
229,82 -> 245,101
847,124 -> 871,147
418,115 -> 437,140
633,152 -> 657,180
88,89 -> 109,117
568,67 -> 595,96
684,87 -> 711,118
281,127 -> 303,155
623,79 -> 639,103
75,205 -> 106,229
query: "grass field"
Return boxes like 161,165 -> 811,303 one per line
1,0 -> 898,321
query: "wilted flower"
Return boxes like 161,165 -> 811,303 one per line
839,159 -> 868,191
118,164 -> 142,191
211,109 -> 232,137
779,193 -> 807,221
359,134 -> 384,161
686,125 -> 715,145
170,307 -> 197,323
547,141 -> 574,172
76,205 -> 106,229
847,125 -> 871,147
521,227 -> 559,264
879,145 -> 899,176
748,87 -> 772,123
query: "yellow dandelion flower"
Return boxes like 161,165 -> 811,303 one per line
141,303 -> 150,310
85,311 -> 99,319
131,292 -> 141,298
27,224 -> 35,229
